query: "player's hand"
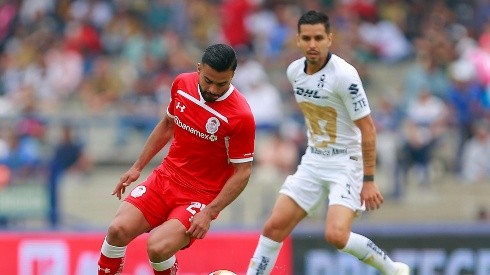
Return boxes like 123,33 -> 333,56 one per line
186,210 -> 212,239
112,167 -> 141,200
360,182 -> 384,211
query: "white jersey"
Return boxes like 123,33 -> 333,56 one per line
287,53 -> 371,155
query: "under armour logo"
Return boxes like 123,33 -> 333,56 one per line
98,266 -> 111,274
176,101 -> 186,112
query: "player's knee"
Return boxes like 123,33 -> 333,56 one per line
262,219 -> 288,242
106,222 -> 132,246
325,228 -> 349,249
146,239 -> 173,261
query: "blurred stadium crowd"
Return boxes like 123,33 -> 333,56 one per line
0,0 -> 490,228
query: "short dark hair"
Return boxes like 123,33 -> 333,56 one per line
298,10 -> 331,33
201,43 -> 238,72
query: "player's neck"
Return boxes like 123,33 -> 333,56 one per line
305,62 -> 324,74
304,52 -> 331,75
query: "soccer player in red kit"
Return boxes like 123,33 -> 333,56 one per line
97,44 -> 255,275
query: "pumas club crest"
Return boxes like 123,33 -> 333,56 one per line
206,117 -> 220,142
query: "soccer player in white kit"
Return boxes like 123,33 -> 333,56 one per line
247,10 -> 410,275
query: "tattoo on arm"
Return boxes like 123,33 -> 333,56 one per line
362,140 -> 376,168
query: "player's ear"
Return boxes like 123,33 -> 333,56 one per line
197,63 -> 202,73
327,32 -> 334,47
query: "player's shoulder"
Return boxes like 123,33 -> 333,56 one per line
227,86 -> 254,118
232,85 -> 247,101
329,54 -> 358,75
234,87 -> 254,110
287,57 -> 306,73
171,72 -> 198,94
286,57 -> 306,79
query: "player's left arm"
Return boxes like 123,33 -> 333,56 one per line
186,161 -> 252,239
338,63 -> 384,211
204,161 -> 253,218
354,115 -> 384,211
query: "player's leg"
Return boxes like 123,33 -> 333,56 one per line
247,162 -> 325,275
325,155 -> 410,274
98,201 -> 151,275
146,198 -> 212,275
146,219 -> 189,275
246,194 -> 307,275
326,205 -> 409,274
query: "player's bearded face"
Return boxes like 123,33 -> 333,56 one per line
297,23 -> 333,65
198,63 -> 234,102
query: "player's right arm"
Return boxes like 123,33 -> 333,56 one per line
112,115 -> 175,199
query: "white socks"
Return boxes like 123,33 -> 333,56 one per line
149,255 -> 176,271
340,232 -> 397,274
246,235 -> 283,275
101,237 -> 127,258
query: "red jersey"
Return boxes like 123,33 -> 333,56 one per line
160,72 -> 255,196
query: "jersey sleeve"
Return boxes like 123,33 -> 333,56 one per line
286,59 -> 301,85
337,64 -> 371,121
286,62 -> 295,84
227,111 -> 255,163
166,76 -> 181,118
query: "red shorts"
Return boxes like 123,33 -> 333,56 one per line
124,169 -> 216,247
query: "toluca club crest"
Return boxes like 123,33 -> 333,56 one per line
206,117 -> 220,141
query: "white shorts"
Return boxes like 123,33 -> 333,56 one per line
279,148 -> 365,215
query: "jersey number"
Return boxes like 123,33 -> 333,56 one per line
186,201 -> 206,215
298,102 -> 337,148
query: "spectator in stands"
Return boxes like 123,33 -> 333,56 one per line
0,1 -> 18,51
403,46 -> 450,111
0,128 -> 16,181
219,0 -> 252,47
43,40 -> 84,99
23,56 -> 62,114
2,96 -> 47,179
47,122 -> 91,227
246,3 -> 297,61
79,56 -> 122,114
358,11 -> 412,64
461,119 -> 490,184
470,23 -> 490,87
446,59 -> 486,174
68,0 -> 114,31
234,47 -> 283,134
395,87 -> 448,193
372,95 -> 404,197
0,128 -> 42,180
115,54 -> 163,147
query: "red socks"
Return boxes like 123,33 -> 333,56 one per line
98,253 -> 124,275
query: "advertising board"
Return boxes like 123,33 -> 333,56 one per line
0,232 -> 292,275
